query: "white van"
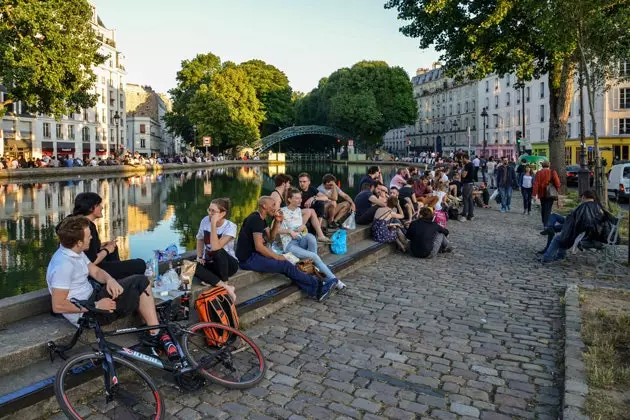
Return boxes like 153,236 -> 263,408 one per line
608,163 -> 630,202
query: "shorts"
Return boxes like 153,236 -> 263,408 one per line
89,274 -> 150,325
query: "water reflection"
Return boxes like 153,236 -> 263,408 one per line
0,163 -> 397,298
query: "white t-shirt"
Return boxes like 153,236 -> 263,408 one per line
46,246 -> 94,327
473,158 -> 480,167
522,175 -> 534,189
434,191 -> 447,211
317,184 -> 342,198
279,206 -> 304,250
487,161 -> 497,173
195,217 -> 237,259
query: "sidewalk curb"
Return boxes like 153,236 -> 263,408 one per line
563,284 -> 590,420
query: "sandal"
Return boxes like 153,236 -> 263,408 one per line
317,236 -> 333,244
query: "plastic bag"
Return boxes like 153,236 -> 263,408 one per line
489,189 -> 499,201
180,260 -> 197,286
161,269 -> 181,291
342,212 -> 356,230
330,230 -> 347,255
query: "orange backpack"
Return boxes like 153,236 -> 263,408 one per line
194,287 -> 240,347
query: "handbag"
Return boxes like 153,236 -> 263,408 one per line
544,171 -> 558,200
296,258 -> 325,279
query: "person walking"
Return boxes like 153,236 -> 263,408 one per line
472,156 -> 481,182
486,157 -> 497,189
496,157 -> 518,212
520,166 -> 534,215
459,154 -> 475,221
533,161 -> 561,228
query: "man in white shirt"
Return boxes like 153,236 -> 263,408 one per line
472,156 -> 481,182
48,216 -> 179,359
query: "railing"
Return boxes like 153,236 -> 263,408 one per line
285,153 -> 331,161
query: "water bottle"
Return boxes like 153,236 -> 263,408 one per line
153,251 -> 161,281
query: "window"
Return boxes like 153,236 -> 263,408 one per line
506,92 -> 510,106
485,80 -> 489,92
69,125 -> 75,140
494,78 -> 499,90
620,88 -> 630,109
101,76 -> 105,85
614,118 -> 630,134
102,114 -> 106,123
505,131 -> 511,143
526,87 -> 531,102
506,75 -> 511,87
485,97 -> 490,109
589,120 -> 593,135
539,104 -> 545,122
110,129 -> 114,140
472,100 -> 475,112
465,102 -> 469,113
140,138 -> 146,148
506,111 -> 511,126
457,103 -> 460,114
493,133 -> 498,143
567,123 -> 572,138
101,89 -> 105,104
494,95 -> 499,108
82,126 -> 90,141
540,128 -> 545,142
526,108 -> 530,124
494,115 -> 499,128
56,124 -> 63,139
43,122 -> 50,138
540,82 -> 545,98
517,110 -> 521,126
621,61 -> 629,77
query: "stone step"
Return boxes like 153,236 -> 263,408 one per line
0,225 -> 371,327
0,228 -> 390,419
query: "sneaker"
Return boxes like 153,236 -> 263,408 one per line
458,217 -> 467,222
466,216 -> 474,221
335,279 -> 347,290
159,333 -> 181,361
318,278 -> 338,302
507,206 -> 511,211
443,246 -> 454,253
500,208 -> 506,213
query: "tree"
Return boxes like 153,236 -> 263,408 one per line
0,0 -> 105,117
165,53 -> 222,145
187,65 -> 264,148
570,0 -> 630,202
385,0 -> 580,190
237,60 -> 294,137
295,61 -> 417,151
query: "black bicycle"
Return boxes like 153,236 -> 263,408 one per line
49,298 -> 266,420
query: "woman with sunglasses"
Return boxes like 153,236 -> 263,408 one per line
195,198 -> 237,302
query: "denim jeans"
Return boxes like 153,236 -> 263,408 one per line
285,234 -> 335,280
240,252 -> 321,296
500,187 -> 513,210
540,198 -> 555,228
546,214 -> 565,231
542,234 -> 567,262
462,183 -> 474,218
521,187 -> 533,213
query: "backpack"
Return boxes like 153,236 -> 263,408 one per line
195,287 -> 240,347
448,207 -> 459,220
330,229 -> 347,255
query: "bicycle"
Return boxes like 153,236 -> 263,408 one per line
48,298 -> 266,419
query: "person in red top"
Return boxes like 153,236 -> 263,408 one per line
533,161 -> 561,228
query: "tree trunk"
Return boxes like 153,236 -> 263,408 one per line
548,58 -> 576,194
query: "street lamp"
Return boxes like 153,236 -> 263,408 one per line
481,107 -> 488,157
113,111 -> 120,155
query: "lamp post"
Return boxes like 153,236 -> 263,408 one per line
481,107 -> 488,157
113,111 -> 120,156
577,67 -> 590,195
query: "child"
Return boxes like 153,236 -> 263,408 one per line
473,183 -> 491,208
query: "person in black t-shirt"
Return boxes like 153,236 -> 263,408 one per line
460,154 -> 475,221
354,181 -> 387,225
406,207 -> 452,258
236,196 -> 339,302
398,178 -> 420,221
297,173 -> 331,242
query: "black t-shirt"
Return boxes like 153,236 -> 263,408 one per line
405,219 -> 449,258
462,162 -> 475,183
358,175 -> 373,190
398,186 -> 414,202
300,185 -> 319,207
236,212 -> 267,263
354,191 -> 373,217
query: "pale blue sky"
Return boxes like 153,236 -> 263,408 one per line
92,0 -> 438,94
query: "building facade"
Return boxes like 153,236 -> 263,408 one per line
0,1 -> 126,160
382,127 -> 409,154
395,62 -> 630,165
125,85 -> 178,156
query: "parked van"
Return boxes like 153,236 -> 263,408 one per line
608,163 -> 630,202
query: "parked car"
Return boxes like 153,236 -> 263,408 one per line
608,163 -> 630,202
565,165 -> 593,185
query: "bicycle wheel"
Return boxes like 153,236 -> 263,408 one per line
54,352 -> 165,420
181,322 -> 266,389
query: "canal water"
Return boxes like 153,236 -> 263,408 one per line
0,163 -> 398,299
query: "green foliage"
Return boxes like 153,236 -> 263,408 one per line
0,0 -> 105,118
237,60 -> 294,137
295,61 -> 417,146
165,54 -> 295,148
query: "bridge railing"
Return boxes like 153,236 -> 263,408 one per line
285,153 -> 331,161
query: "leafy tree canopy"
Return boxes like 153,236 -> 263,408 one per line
295,61 -> 417,145
0,0 -> 105,118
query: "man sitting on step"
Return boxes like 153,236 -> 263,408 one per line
236,196 -> 339,302
47,216 -> 180,360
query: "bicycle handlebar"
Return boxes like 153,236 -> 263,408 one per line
70,298 -> 113,315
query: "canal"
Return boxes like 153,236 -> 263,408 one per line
0,163 -> 399,299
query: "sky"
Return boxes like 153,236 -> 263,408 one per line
92,0 -> 439,94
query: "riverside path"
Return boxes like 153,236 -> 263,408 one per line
48,197 -> 628,420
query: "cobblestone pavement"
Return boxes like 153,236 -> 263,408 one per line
56,197 -> 629,420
